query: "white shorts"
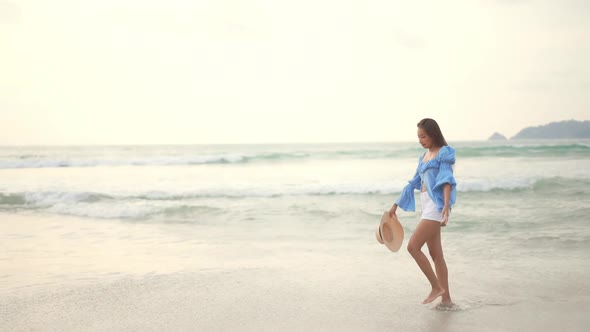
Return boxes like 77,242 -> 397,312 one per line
420,191 -> 447,222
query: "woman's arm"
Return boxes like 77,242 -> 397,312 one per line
391,170 -> 421,216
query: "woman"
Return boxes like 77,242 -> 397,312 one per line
389,118 -> 457,305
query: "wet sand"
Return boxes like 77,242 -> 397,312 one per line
1,213 -> 589,331
3,267 -> 589,332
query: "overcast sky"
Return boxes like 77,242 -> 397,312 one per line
1,0 -> 589,145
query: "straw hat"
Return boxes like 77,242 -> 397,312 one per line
375,211 -> 404,252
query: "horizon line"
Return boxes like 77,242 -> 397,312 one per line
2,137 -> 589,147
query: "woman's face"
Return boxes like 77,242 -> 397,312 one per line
417,128 -> 433,149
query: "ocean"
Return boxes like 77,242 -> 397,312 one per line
1,140 -> 589,331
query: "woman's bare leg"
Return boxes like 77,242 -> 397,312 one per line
407,219 -> 445,304
427,226 -> 452,305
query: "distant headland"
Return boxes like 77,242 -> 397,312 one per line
488,132 -> 508,140
489,120 -> 590,140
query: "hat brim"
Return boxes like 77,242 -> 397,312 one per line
378,211 -> 404,252
375,226 -> 384,244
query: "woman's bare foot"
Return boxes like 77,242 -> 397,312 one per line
422,288 -> 445,304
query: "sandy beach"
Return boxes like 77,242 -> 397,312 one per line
4,267 -> 588,332
2,212 -> 589,332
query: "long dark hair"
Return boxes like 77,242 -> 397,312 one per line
417,118 -> 448,147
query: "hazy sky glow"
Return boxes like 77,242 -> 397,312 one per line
1,0 -> 589,145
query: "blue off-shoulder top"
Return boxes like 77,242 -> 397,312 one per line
396,145 -> 457,212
